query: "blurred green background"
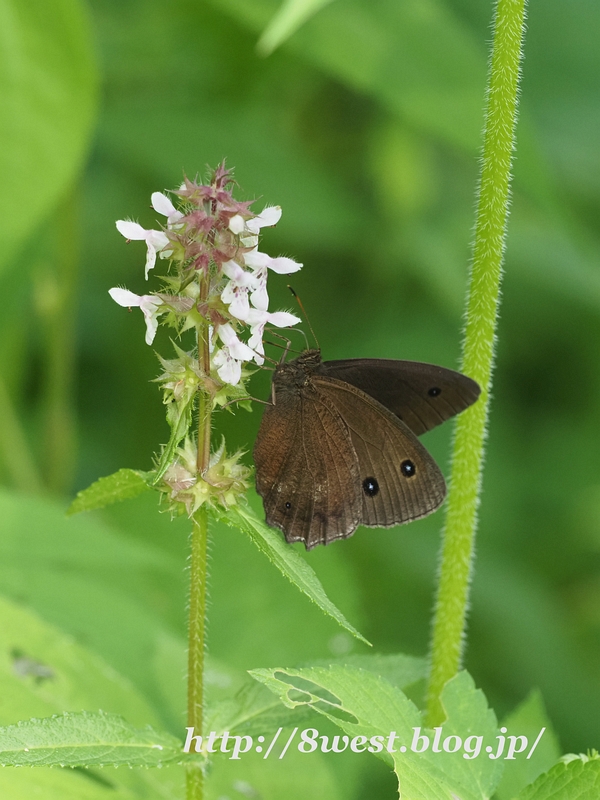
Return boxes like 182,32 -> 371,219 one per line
2,0 -> 600,797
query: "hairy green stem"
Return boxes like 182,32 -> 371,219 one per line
427,0 -> 527,725
187,507 -> 208,800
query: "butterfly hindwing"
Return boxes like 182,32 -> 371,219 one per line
314,376 -> 446,527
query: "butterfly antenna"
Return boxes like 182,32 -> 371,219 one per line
266,330 -> 305,354
273,325 -> 310,351
288,286 -> 319,349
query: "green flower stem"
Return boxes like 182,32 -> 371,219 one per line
41,187 -> 79,493
187,507 -> 208,799
197,287 -> 212,475
427,0 -> 527,725
187,301 -> 212,800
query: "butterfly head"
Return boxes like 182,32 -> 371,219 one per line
273,348 -> 322,392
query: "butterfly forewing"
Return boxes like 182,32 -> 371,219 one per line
254,387 -> 362,548
318,359 -> 480,436
314,377 -> 446,527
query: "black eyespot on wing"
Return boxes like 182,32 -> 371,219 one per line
362,477 -> 379,497
285,502 -> 292,509
428,387 -> 441,397
401,460 -> 416,477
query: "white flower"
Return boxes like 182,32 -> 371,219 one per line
228,215 -> 246,235
151,192 -> 184,227
221,260 -> 259,321
109,287 -> 164,345
228,205 -> 282,238
245,308 -> 301,360
211,323 -> 261,385
243,249 -> 302,311
217,323 -> 257,361
116,220 -> 170,279
212,347 -> 242,385
246,205 -> 281,234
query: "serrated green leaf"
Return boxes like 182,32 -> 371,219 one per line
251,666 -> 508,799
258,0 -> 335,55
516,756 -> 600,800
250,666 -> 440,800
206,678 -> 313,737
496,690 -> 561,800
0,0 -> 98,272
328,653 -> 427,691
208,654 -> 426,739
219,504 -> 369,645
67,469 -> 153,515
419,672 -> 503,799
0,711 -> 183,767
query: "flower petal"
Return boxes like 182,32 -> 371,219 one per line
244,307 -> 269,326
144,231 -> 169,278
228,291 -> 250,321
267,311 -> 301,328
267,256 -> 302,274
222,260 -> 257,287
116,220 -> 147,240
142,310 -> 160,345
228,214 -> 245,235
243,248 -> 272,269
213,348 -> 242,385
152,192 -> 184,225
249,282 -> 269,312
216,323 -> 238,348
217,324 -> 256,361
109,287 -> 142,307
246,205 -> 282,233
109,290 -> 163,345
151,192 -> 177,217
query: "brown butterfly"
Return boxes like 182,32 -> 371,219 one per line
254,349 -> 480,549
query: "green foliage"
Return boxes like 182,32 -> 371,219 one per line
0,490 -> 187,728
216,0 -> 486,151
515,756 -> 600,800
496,691 -> 561,800
257,0 -> 336,55
207,745 -> 344,800
0,711 -> 183,767
69,469 -> 368,646
0,0 -> 98,272
0,0 -> 599,796
251,666 -> 503,799
0,768 -> 142,800
67,469 -> 152,514
221,504 -> 370,644
208,652 -> 427,737
0,594 -> 163,727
